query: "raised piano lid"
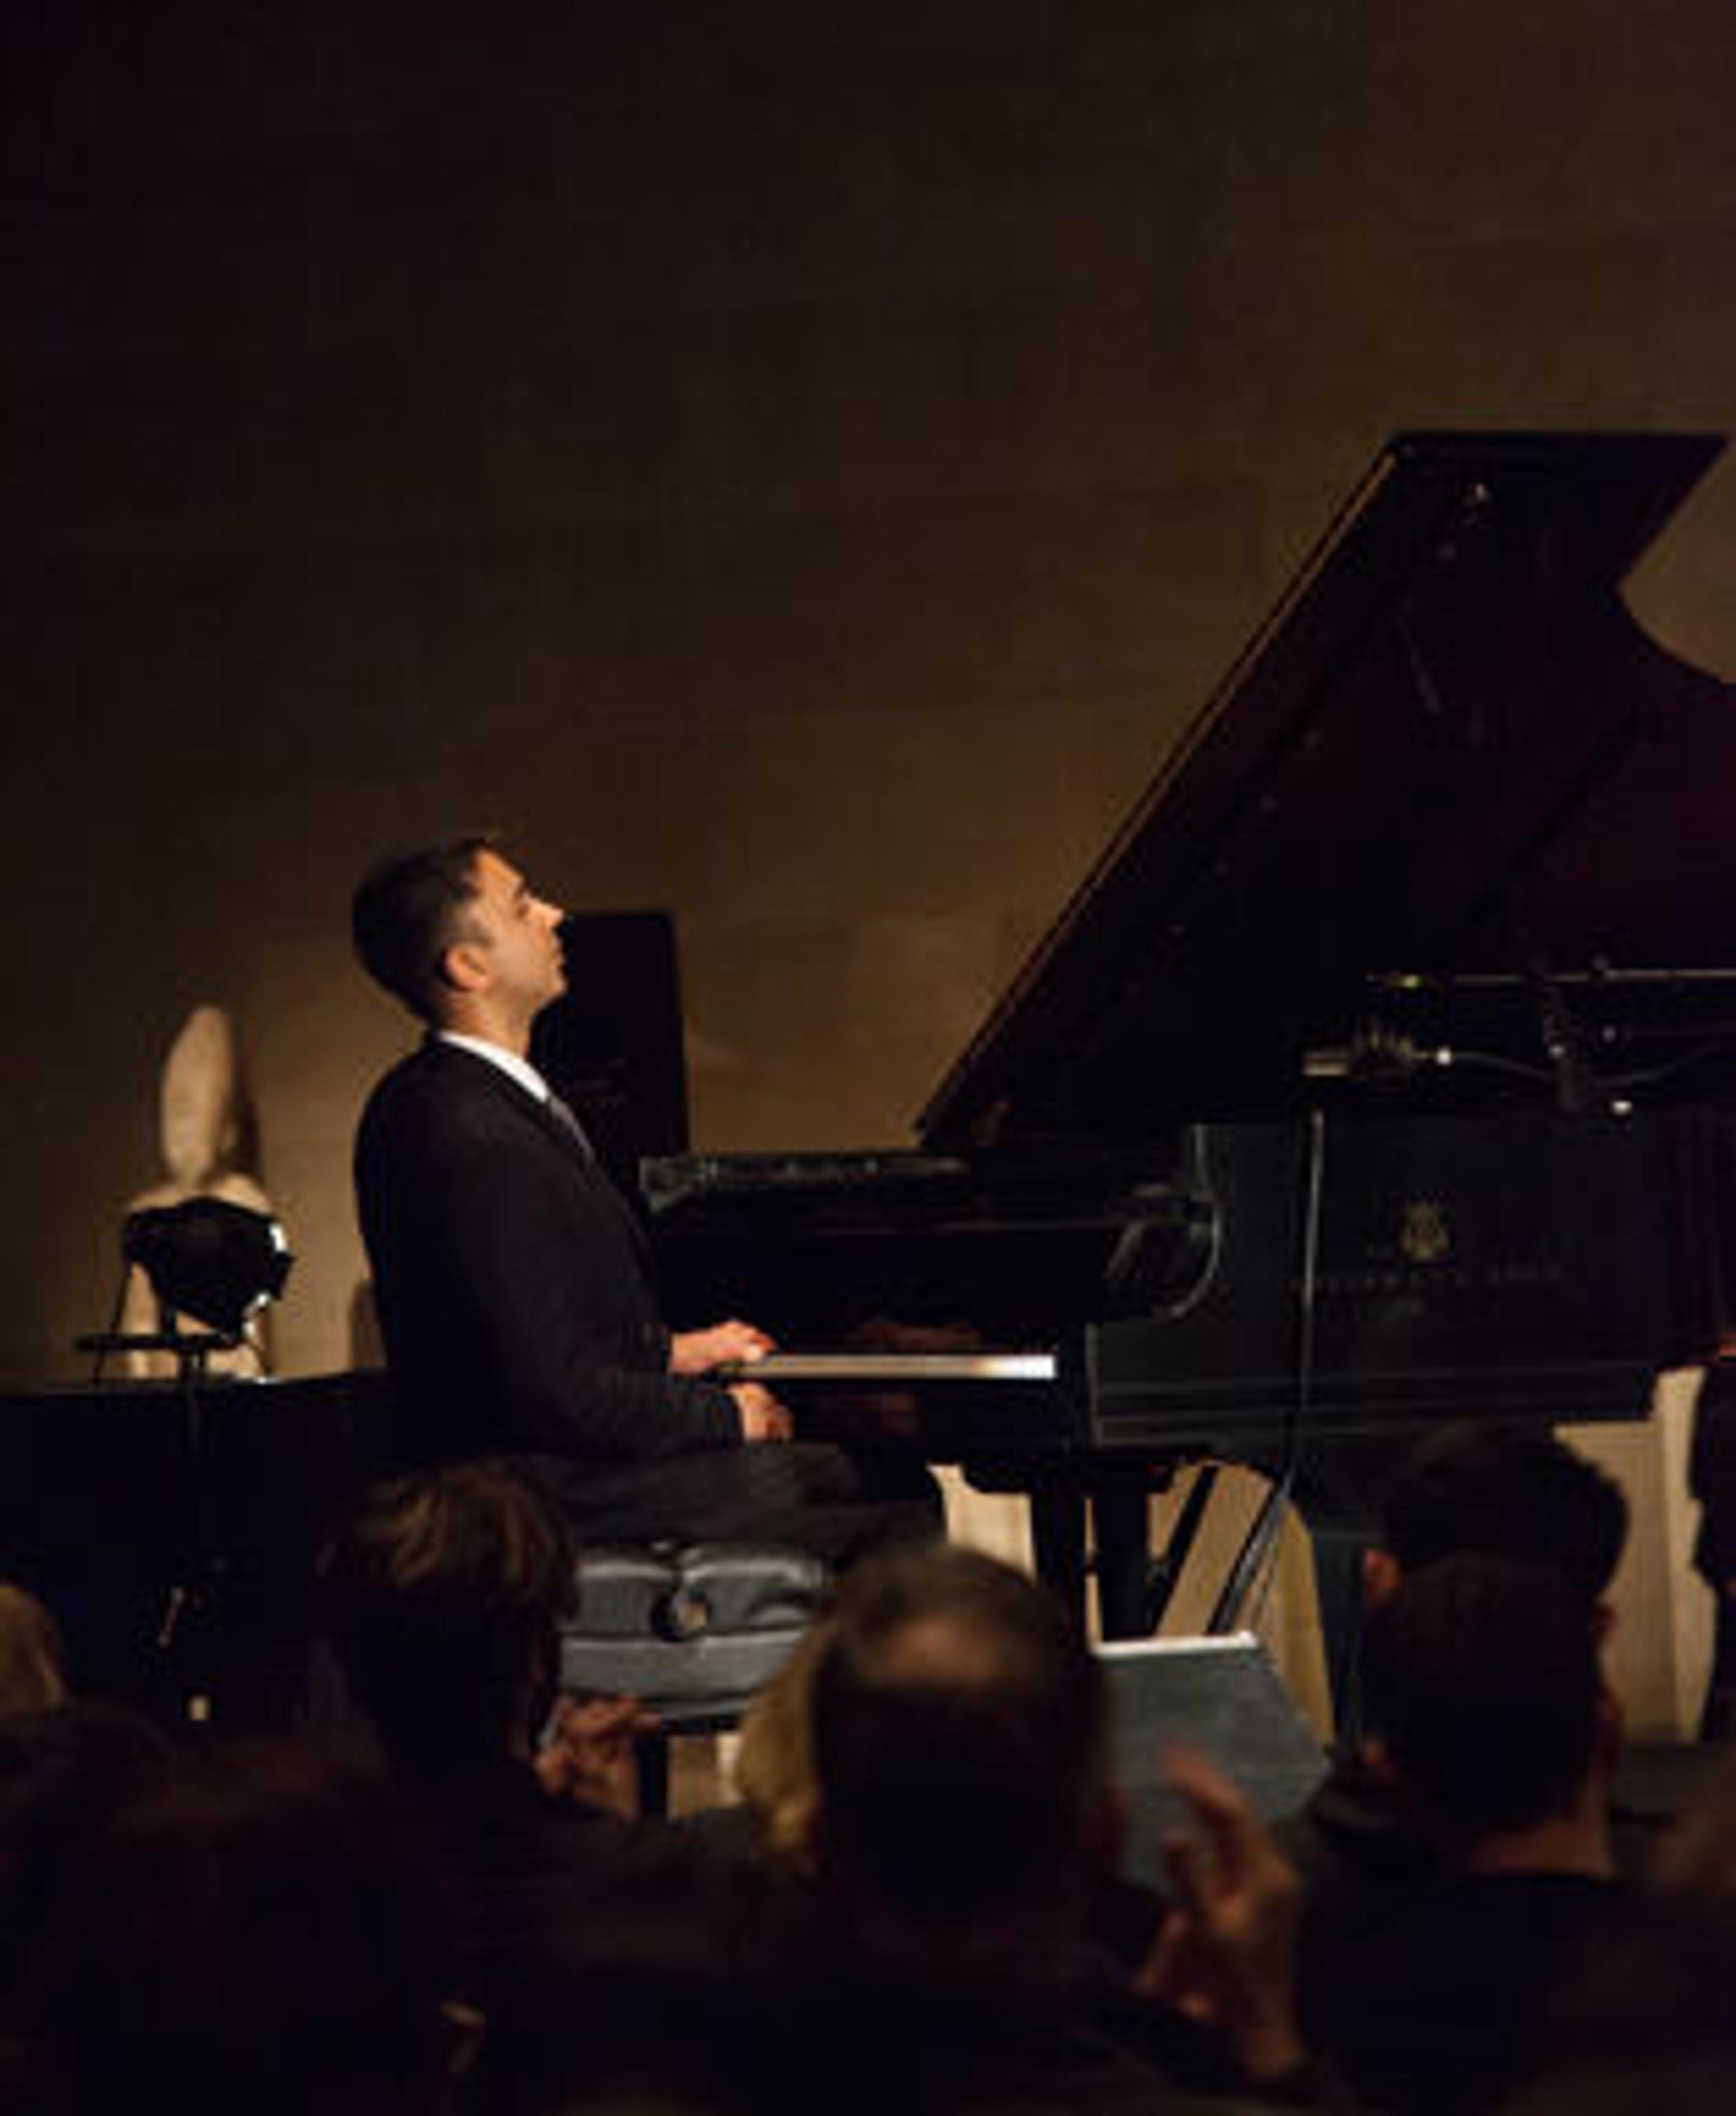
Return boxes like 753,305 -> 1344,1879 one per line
920,431 -> 1733,1149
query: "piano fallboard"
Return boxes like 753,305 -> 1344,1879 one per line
1080,1103 -> 1728,1452
651,1104 -> 1731,1475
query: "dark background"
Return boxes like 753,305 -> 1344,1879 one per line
4,1 -> 1733,1386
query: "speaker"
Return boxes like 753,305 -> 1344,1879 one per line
530,910 -> 689,1189
1097,1633 -> 1327,1889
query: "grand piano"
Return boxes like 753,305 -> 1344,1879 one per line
4,433 -> 1731,1732
646,430 -> 1736,1699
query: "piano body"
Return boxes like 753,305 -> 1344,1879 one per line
647,430 -> 1736,1688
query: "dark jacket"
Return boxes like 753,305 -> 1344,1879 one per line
355,1037 -> 739,1469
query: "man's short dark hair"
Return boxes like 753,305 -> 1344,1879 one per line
1363,1552 -> 1605,1840
1382,1422 -> 1628,1606
351,836 -> 495,1024
321,1460 -> 576,1773
809,1544 -> 1108,1924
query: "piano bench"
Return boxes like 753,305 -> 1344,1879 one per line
559,1542 -> 826,1814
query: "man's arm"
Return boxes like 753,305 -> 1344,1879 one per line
1137,1748 -> 1312,2090
384,1117 -> 745,1461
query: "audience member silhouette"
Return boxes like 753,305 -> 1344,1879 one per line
1316,1552 -> 1627,2115
318,1461 -> 662,1911
790,1541 -> 1310,2114
0,1585 -> 68,1722
321,1458 -> 582,1784
14,1739 -> 465,2116
0,1701 -> 178,2024
1512,1879 -> 1736,2116
1373,1421 -> 1628,1610
321,1460 -> 791,2114
1505,1708 -> 1736,2116
1281,1420 -> 1628,1984
1689,1362 -> 1736,1739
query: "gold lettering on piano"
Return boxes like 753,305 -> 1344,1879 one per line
1305,1262 -> 1567,1297
1399,1199 -> 1450,1265
1289,1192 -> 1574,1299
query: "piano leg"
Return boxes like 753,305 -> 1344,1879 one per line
1028,1483 -> 1090,1631
1023,1474 -> 1165,1639
1094,1484 -> 1156,1639
977,1459 -> 1175,1638
1310,1524 -> 1371,1747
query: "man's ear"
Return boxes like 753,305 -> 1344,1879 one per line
439,937 -> 490,995
1360,1732 -> 1402,1785
1363,1548 -> 1401,1609
1591,1598 -> 1617,1648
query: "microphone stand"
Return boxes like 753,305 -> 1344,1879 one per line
75,1319 -> 242,1724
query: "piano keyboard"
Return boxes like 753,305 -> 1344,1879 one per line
715,1350 -> 1060,1384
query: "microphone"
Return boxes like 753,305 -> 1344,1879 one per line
1302,1027 -> 1451,1083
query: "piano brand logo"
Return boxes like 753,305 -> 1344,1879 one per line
1398,1199 -> 1450,1266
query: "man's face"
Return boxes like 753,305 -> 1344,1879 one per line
453,849 -> 567,1017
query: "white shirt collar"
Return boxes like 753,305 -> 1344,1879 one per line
436,1031 -> 554,1107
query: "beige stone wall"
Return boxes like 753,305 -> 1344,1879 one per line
1565,1370 -> 1717,1739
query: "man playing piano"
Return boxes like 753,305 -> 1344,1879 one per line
351,836 -> 938,1562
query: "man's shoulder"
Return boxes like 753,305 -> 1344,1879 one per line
364,1039 -> 516,1122
358,1040 -> 538,1167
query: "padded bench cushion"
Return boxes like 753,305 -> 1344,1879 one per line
559,1541 -> 824,1722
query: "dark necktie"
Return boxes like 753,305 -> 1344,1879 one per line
543,1091 -> 595,1159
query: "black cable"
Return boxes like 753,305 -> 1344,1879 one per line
1251,1104 -> 1330,1626
1604,1038 -> 1736,1093
1209,1107 -> 1328,1632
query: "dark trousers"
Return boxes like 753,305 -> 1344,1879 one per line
529,1440 -> 943,1569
